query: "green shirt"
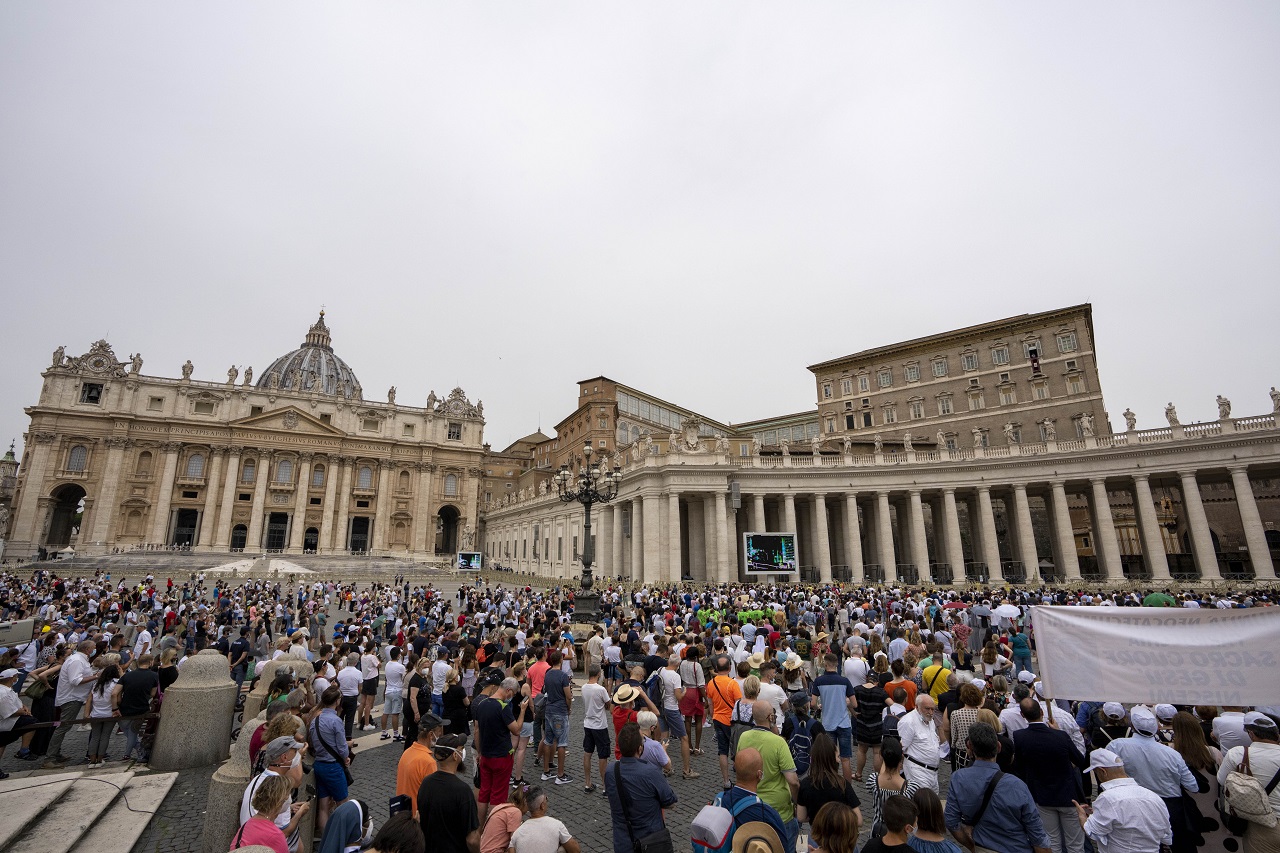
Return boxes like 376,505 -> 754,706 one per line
736,728 -> 797,821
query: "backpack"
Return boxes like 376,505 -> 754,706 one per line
691,792 -> 764,853
882,709 -> 904,743
787,714 -> 816,777
645,670 -> 665,709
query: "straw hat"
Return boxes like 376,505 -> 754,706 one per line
747,652 -> 767,669
613,684 -> 641,705
783,655 -> 803,671
732,822 -> 784,853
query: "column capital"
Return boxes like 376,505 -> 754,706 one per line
1131,471 -> 1151,483
1226,464 -> 1250,476
975,484 -> 992,494
33,432 -> 58,444
160,441 -> 184,453
297,451 -> 315,463
378,459 -> 394,470
1048,478 -> 1067,489
941,486 -> 957,496
1175,469 -> 1200,480
907,488 -> 923,497
103,436 -> 132,449
1088,475 -> 1107,486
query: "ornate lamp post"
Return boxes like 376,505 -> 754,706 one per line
554,441 -> 621,624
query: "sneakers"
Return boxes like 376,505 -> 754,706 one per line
540,771 -> 555,781
555,774 -> 573,785
683,770 -> 701,780
15,749 -> 35,761
380,731 -> 391,740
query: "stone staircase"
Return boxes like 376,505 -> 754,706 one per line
0,768 -> 177,853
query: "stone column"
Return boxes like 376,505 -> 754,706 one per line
410,463 -> 434,555
245,451 -> 272,551
642,493 -> 661,584
90,437 -> 131,546
814,494 -> 832,583
8,432 -> 57,552
907,490 -> 930,582
213,447 -> 243,549
1132,474 -> 1172,580
147,442 -> 183,545
976,486 -> 1004,582
287,453 -> 313,553
612,502 -> 626,579
782,493 -> 797,536
152,649 -> 237,770
714,490 -> 732,583
1011,485 -> 1039,579
629,499 -> 644,581
318,456 -> 340,554
1048,480 -> 1081,580
753,494 -> 767,533
1088,478 -> 1123,580
197,447 -> 226,549
942,489 -> 966,576
844,494 -> 865,584
1178,470 -> 1222,581
1229,466 -> 1277,579
688,498 -> 707,581
668,492 -> 683,582
877,491 -> 896,581
372,460 -> 393,553
331,458 -> 353,553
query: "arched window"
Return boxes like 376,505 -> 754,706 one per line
67,445 -> 88,472
358,466 -> 373,489
276,459 -> 293,483
135,451 -> 153,476
185,453 -> 205,479
631,426 -> 640,443
444,474 -> 458,496
398,470 -> 411,492
241,459 -> 256,483
311,465 -> 325,488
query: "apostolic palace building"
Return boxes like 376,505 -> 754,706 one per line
5,305 -> 1280,587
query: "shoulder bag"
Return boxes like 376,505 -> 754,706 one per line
952,770 -> 1004,852
310,715 -> 354,786
1223,746 -> 1280,830
614,761 -> 674,853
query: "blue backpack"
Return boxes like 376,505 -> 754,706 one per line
787,714 -> 816,777
644,670 -> 665,709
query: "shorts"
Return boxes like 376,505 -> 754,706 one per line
382,693 -> 403,715
661,707 -> 686,739
520,721 -> 534,739
361,677 -> 379,696
0,715 -> 35,746
313,760 -> 349,801
583,726 -> 611,759
543,712 -> 569,748
478,754 -> 514,805
714,721 -> 732,756
833,725 -> 853,758
605,663 -> 620,681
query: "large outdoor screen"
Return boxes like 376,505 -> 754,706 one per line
743,532 -> 798,575
457,551 -> 483,571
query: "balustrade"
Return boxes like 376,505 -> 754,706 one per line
864,564 -> 885,584
832,564 -> 852,583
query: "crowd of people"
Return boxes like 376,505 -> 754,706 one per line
1,565 -> 1279,853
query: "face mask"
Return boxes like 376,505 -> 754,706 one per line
456,748 -> 467,763
290,752 -> 302,770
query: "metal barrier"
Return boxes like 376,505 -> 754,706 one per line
1001,561 -> 1027,584
930,563 -> 954,585
897,564 -> 920,585
964,562 -> 989,583
864,564 -> 885,584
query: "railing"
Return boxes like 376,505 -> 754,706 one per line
1041,568 -> 1066,583
897,564 -> 920,585
984,446 -> 1012,458
832,564 -> 852,583
1001,561 -> 1027,584
1136,428 -> 1173,443
1120,555 -> 1153,581
799,565 -> 820,583
1056,439 -> 1086,452
930,563 -> 954,585
1168,554 -> 1198,580
1184,422 -> 1223,439
1078,556 -> 1105,582
1220,554 -> 1254,581
1236,415 -> 1277,432
864,563 -> 885,584
964,562 -> 989,583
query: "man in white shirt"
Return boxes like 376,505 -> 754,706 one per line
1216,712 -> 1280,835
380,646 -> 407,742
843,649 -> 870,685
898,695 -> 942,792
659,655 -> 696,779
335,654 -> 363,739
44,640 -> 98,767
1076,748 -> 1172,853
133,622 -> 154,659
430,656 -> 452,718
1212,707 -> 1250,753
579,664 -> 612,793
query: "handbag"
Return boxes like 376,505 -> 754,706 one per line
22,677 -> 48,700
614,761 -> 674,853
1223,746 -> 1280,829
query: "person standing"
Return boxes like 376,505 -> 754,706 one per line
580,664 -> 612,793
658,654 -> 698,779
539,649 -> 573,785
707,654 -> 744,791
604,722 -> 677,853
812,653 -> 858,781
335,653 -> 362,739
945,723 -> 1051,853
721,747 -> 789,847
229,626 -> 252,696
737,699 -> 802,853
899,696 -> 942,793
509,787 -> 580,853
1074,748 -> 1172,853
113,652 -> 159,761
395,711 -> 443,817
1215,711 -> 1280,853
1012,699 -> 1088,853
473,677 -> 529,824
309,685 -> 351,836
1109,707 -> 1198,853
381,646 -> 406,741
418,734 -> 479,853
43,639 -> 97,767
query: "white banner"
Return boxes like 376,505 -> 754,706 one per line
1031,606 -> 1280,706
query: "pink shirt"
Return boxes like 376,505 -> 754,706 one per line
231,816 -> 288,853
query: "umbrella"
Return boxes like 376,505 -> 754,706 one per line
1142,592 -> 1177,607
993,603 -> 1021,619
943,601 -> 968,610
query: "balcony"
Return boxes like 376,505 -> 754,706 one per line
176,475 -> 206,487
832,565 -> 852,583
1119,555 -> 1152,581
1167,554 -> 1198,581
799,566 -> 820,583
1078,556 -> 1105,583
1219,554 -> 1254,581
267,481 -> 295,493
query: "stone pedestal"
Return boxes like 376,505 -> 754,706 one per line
202,715 -> 266,853
151,649 -> 237,771
242,653 -> 310,723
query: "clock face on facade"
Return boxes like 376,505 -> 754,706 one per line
87,355 -> 109,371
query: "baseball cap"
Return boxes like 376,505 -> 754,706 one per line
1085,747 -> 1125,775
435,733 -> 468,751
1017,670 -> 1036,684
0,668 -> 19,680
1245,711 -> 1279,731
1102,702 -> 1125,720
1155,703 -> 1177,722
972,679 -> 987,691
417,711 -> 445,731
262,735 -> 300,763
789,690 -> 811,707
1129,706 -> 1159,736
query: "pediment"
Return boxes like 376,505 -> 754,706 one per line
231,407 -> 345,436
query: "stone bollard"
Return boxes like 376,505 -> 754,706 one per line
203,715 -> 266,853
151,649 -> 238,771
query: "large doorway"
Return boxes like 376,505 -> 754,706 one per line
436,505 -> 460,554
266,513 -> 289,550
304,527 -> 319,552
349,517 -> 370,553
230,524 -> 248,550
173,508 -> 199,546
46,484 -> 87,548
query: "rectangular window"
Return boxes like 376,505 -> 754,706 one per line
858,375 -> 870,393
991,347 -> 1009,366
962,352 -> 978,371
447,422 -> 462,440
238,493 -> 251,501
362,418 -> 380,431
1034,382 -> 1050,400
877,369 -> 892,388
883,407 -> 897,424
181,490 -> 198,499
1057,332 -> 1078,353
845,414 -> 855,430
938,397 -> 953,415
1067,376 -> 1085,395
932,360 -> 948,378
822,383 -> 832,399
968,393 -> 985,411
904,364 -> 920,382
193,401 -> 215,415
599,417 -> 608,429
319,413 -> 331,424
861,412 -> 873,428
825,417 -> 835,433
250,405 -> 264,417
909,400 -> 924,420
1011,427 -> 1022,443
402,424 -> 415,437
945,436 -> 957,451
840,378 -> 853,395
1065,359 -> 1078,371
740,443 -> 749,456
557,537 -> 563,560
356,500 -> 370,508
999,372 -> 1010,382
1000,388 -> 1016,406
80,383 -> 104,404
309,497 -> 322,505
147,396 -> 164,411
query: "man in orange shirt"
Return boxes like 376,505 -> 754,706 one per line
705,654 -> 744,791
395,711 -> 443,817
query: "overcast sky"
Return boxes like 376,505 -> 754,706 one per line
2,3 -> 1278,457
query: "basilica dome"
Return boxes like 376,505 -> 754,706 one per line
257,312 -> 362,399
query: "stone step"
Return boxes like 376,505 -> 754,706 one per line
7,770 -> 135,853
0,772 -> 80,849
76,771 -> 179,853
